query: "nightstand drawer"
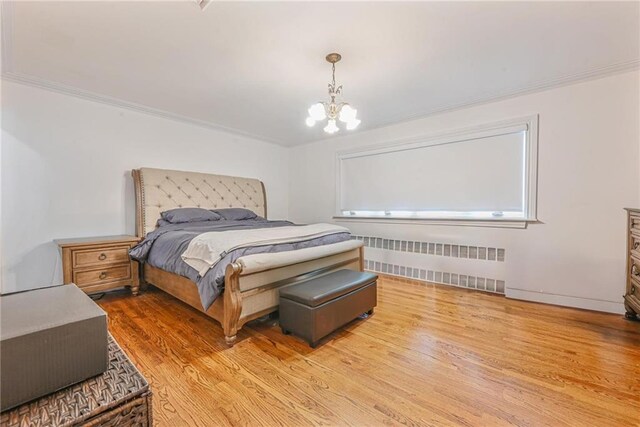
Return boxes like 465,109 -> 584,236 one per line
73,247 -> 130,268
56,235 -> 140,296
74,265 -> 131,287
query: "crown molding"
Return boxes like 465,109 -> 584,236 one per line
381,58 -> 640,127
2,71 -> 285,146
0,2 -> 285,145
2,1 -> 638,147
304,58 -> 640,146
4,59 -> 638,148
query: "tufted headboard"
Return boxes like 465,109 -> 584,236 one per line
132,167 -> 267,237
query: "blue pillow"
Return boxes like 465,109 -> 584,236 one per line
160,208 -> 221,224
213,208 -> 260,221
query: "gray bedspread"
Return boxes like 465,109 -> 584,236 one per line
129,219 -> 351,310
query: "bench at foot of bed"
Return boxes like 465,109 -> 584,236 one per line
278,269 -> 378,348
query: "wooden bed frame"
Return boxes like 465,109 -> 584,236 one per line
132,167 -> 363,346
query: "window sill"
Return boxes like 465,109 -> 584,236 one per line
333,216 -> 534,229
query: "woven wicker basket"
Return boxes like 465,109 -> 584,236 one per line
1,334 -> 152,427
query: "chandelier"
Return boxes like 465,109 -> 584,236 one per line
306,53 -> 361,134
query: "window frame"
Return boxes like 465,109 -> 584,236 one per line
333,115 -> 539,229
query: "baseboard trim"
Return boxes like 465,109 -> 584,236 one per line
506,288 -> 625,314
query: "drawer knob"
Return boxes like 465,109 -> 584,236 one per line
98,253 -> 107,261
99,272 -> 107,280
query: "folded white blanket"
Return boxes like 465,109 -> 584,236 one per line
181,223 -> 350,276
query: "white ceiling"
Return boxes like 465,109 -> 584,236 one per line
3,1 -> 639,146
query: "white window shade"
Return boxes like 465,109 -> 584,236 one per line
336,117 -> 538,223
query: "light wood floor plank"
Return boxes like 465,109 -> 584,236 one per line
98,275 -> 640,426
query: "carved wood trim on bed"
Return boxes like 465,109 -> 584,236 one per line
132,167 -> 363,346
132,169 -> 144,240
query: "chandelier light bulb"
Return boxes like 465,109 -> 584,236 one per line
308,103 -> 326,121
324,119 -> 339,134
339,105 -> 357,123
305,53 -> 360,134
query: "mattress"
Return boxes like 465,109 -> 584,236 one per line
129,219 -> 352,310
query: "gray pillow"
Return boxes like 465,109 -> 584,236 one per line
157,219 -> 172,227
213,208 -> 260,221
160,208 -> 221,224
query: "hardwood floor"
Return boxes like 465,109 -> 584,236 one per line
98,276 -> 640,426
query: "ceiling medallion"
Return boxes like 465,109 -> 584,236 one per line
306,53 -> 361,134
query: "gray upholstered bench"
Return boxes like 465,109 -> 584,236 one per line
279,269 -> 378,347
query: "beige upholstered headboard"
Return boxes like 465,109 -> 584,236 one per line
132,167 -> 267,237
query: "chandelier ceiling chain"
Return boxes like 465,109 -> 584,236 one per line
306,53 -> 360,134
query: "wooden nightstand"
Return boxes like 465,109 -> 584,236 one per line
55,235 -> 141,296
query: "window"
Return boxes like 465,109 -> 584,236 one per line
335,116 -> 538,228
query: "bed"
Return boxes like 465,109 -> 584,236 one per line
131,167 -> 364,346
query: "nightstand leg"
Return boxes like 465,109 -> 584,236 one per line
131,259 -> 141,296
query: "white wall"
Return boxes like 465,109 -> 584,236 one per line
1,81 -> 290,293
3,71 -> 639,313
289,70 -> 640,313
0,79 -> 3,293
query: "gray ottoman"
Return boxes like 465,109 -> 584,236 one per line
0,284 -> 108,411
279,269 -> 377,347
